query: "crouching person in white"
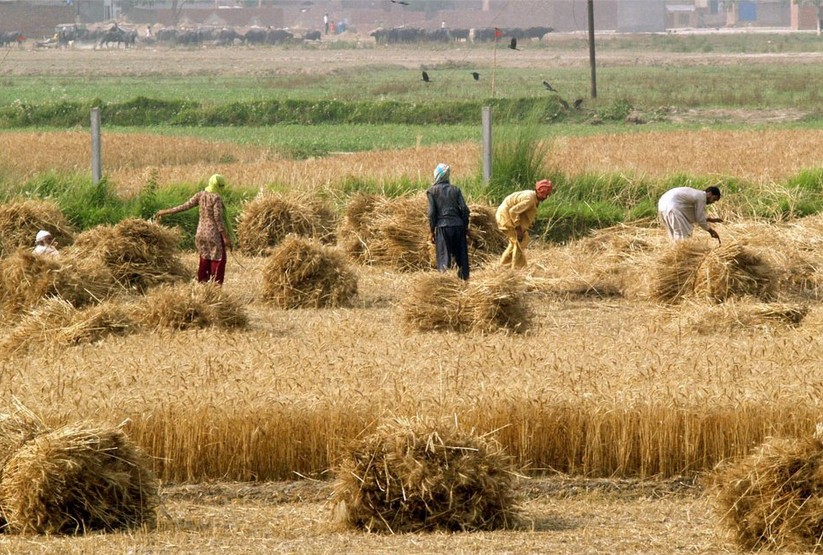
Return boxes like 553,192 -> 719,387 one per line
658,186 -> 722,244
33,230 -> 59,257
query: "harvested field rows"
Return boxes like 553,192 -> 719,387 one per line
3,216 -> 823,482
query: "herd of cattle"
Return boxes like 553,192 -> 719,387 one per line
0,22 -> 552,49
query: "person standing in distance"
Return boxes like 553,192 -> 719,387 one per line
427,163 -> 470,280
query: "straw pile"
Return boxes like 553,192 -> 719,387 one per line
575,223 -> 657,262
0,199 -> 74,258
692,242 -> 775,302
332,416 -> 521,533
339,193 -> 381,262
134,281 -> 248,330
340,195 -> 504,271
0,250 -> 118,316
368,195 -> 432,272
650,239 -> 708,303
0,420 -> 159,534
339,193 -> 432,272
401,269 -> 529,333
0,249 -> 62,316
467,204 -> 507,265
236,194 -> 337,256
0,298 -> 135,359
68,218 -> 190,291
261,235 -> 358,309
0,404 -> 48,470
651,240 -> 774,303
711,431 -> 823,551
669,299 -> 809,335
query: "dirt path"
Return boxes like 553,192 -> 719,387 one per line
2,44 -> 823,76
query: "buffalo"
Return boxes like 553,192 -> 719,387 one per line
98,24 -> 137,48
0,31 -> 25,47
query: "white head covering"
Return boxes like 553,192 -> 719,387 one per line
35,230 -> 52,244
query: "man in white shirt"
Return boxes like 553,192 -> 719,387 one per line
658,186 -> 722,243
33,230 -> 59,257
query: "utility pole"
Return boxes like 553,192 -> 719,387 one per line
587,0 -> 597,99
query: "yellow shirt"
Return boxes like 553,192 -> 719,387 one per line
496,190 -> 539,231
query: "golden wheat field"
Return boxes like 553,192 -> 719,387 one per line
3,127 -> 823,194
2,202 -> 823,552
4,48 -> 823,553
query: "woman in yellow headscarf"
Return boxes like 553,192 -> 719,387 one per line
156,174 -> 233,284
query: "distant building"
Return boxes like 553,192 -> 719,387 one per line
791,2 -> 821,30
620,0 -> 667,32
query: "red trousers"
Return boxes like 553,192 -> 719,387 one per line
198,254 -> 226,284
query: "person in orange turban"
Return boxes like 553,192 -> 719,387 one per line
495,179 -> 553,269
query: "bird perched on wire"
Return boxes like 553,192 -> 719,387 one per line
421,71 -> 431,83
509,37 -> 518,50
542,80 -> 557,92
471,71 -> 480,81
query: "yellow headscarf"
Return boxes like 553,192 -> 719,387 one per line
205,174 -> 227,194
204,174 -> 234,241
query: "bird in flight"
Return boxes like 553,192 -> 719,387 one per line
471,71 -> 480,81
390,0 -> 410,5
542,80 -> 557,92
421,71 -> 431,83
509,37 -> 518,50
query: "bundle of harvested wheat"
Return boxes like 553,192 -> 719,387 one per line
134,281 -> 248,330
0,250 -> 120,317
0,421 -> 159,534
0,249 -> 61,316
467,204 -> 507,266
575,223 -> 658,261
342,195 -> 506,271
236,194 -> 337,256
401,269 -> 529,333
333,416 -> 521,534
0,404 -> 48,472
68,218 -> 190,291
465,269 -> 531,333
0,298 -> 135,359
711,431 -> 823,551
670,299 -> 808,335
399,272 -> 465,331
693,241 -> 775,302
261,235 -> 358,309
0,199 -> 74,258
339,193 -> 382,262
367,195 -> 433,272
650,239 -> 710,303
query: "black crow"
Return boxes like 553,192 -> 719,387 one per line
422,71 -> 431,83
509,37 -> 518,50
573,98 -> 584,109
542,80 -> 557,92
471,71 -> 480,81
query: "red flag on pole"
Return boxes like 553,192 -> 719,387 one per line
494,27 -> 502,38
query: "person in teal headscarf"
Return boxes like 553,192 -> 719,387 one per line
427,162 -> 470,280
156,174 -> 233,284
